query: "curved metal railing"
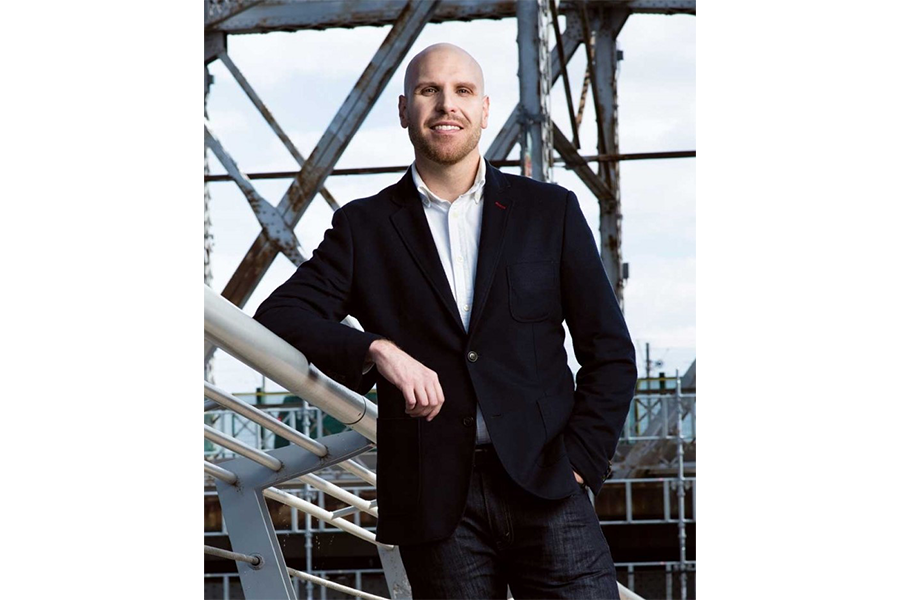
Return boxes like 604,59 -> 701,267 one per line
204,285 -> 407,600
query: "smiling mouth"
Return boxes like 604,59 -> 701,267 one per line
430,125 -> 463,132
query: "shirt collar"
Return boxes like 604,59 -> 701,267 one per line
411,155 -> 486,208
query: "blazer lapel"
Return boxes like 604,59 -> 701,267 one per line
388,162 -> 514,339
390,167 -> 467,335
467,162 -> 513,338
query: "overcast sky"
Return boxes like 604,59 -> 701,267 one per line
205,12 -> 696,394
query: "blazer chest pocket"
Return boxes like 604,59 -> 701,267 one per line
507,261 -> 558,322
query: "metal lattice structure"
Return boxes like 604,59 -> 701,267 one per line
204,2 -> 696,598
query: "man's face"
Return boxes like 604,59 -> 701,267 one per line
399,48 -> 490,166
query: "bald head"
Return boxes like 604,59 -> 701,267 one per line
403,43 -> 486,99
398,42 -> 490,167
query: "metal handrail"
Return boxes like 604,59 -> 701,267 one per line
204,285 -> 377,441
203,546 -> 388,600
205,381 -> 328,456
204,461 -> 238,485
203,284 -> 386,596
204,424 -> 284,471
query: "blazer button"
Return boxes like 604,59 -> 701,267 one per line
467,351 -> 479,362
462,416 -> 474,427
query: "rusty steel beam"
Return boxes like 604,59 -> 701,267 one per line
204,151 -> 696,182
204,119 -> 306,266
581,150 -> 695,162
587,7 -> 629,305
217,0 -> 439,319
486,11 -> 583,162
576,0 -> 609,185
517,0 -> 554,181
205,66 -> 216,383
552,120 -> 615,206
217,52 -> 341,212
206,0 -> 266,29
205,31 -> 227,64
576,61 -> 590,129
590,6 -> 629,190
550,0 -> 581,149
212,0 -> 695,34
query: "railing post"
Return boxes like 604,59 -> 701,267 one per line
214,430 -> 374,600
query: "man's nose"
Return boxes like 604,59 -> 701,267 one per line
436,91 -> 458,113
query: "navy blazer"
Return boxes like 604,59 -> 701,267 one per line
254,162 -> 637,545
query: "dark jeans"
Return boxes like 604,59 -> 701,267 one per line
398,445 -> 619,599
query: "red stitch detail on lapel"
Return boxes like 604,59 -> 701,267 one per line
494,201 -> 507,209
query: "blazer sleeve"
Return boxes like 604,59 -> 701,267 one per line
253,207 -> 384,395
560,190 -> 638,495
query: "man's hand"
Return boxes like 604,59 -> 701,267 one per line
573,470 -> 585,485
368,339 -> 445,421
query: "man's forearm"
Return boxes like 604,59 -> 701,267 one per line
363,338 -> 394,373
366,338 -> 398,363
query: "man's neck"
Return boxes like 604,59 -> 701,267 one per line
413,152 -> 481,202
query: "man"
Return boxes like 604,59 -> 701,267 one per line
255,43 -> 637,599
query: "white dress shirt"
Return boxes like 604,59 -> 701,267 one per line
411,156 -> 492,445
361,156 -> 492,444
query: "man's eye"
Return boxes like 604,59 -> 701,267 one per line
458,89 -> 472,94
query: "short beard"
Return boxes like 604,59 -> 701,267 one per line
407,124 -> 481,166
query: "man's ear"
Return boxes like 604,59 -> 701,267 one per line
481,95 -> 490,129
398,95 -> 408,128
